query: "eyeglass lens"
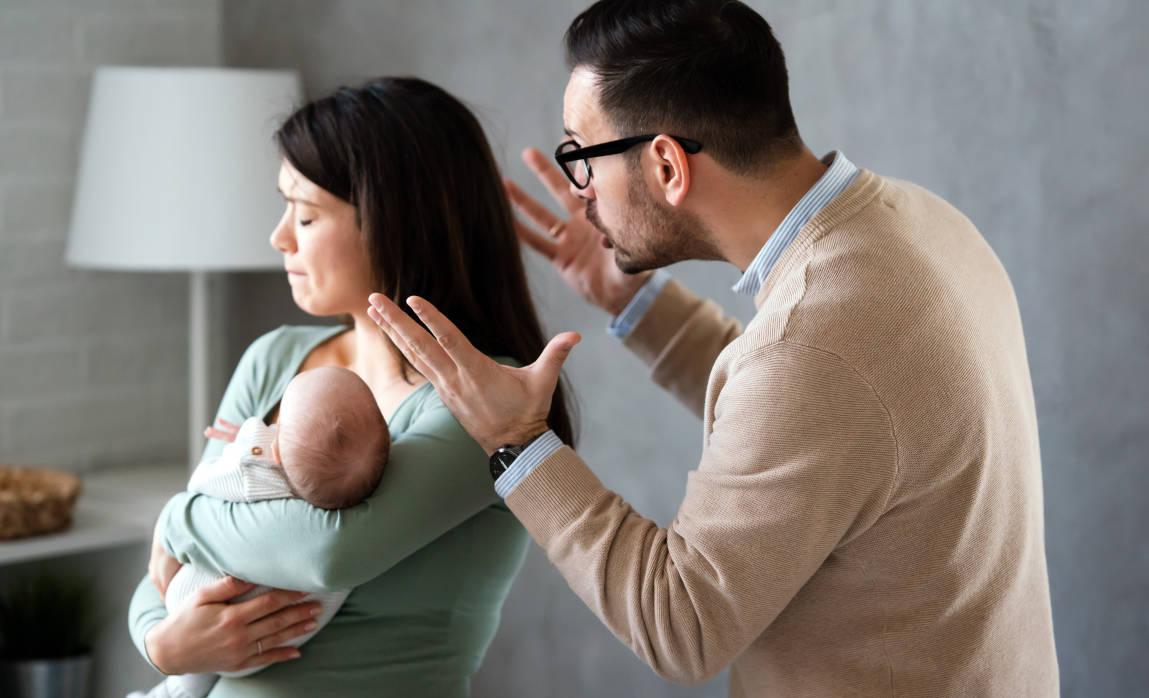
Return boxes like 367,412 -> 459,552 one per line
559,142 -> 591,187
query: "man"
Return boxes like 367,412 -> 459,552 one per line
368,1 -> 1059,695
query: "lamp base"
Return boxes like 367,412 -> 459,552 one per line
188,271 -> 211,472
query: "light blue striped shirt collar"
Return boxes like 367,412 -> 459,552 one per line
731,151 -> 859,298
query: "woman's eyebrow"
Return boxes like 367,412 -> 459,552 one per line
275,185 -> 320,207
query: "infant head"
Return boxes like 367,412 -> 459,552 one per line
275,366 -> 389,510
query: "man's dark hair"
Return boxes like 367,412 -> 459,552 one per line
565,0 -> 801,173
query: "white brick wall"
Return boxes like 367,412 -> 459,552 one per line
1,3 -> 224,696
0,0 -> 223,473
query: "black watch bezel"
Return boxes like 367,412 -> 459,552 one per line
489,433 -> 546,481
489,445 -> 523,481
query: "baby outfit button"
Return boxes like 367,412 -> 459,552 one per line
251,446 -> 263,456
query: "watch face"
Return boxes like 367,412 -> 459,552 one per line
490,449 -> 515,479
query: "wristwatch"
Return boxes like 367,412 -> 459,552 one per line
489,434 -> 544,481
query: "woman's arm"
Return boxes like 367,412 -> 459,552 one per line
127,329 -> 283,666
128,574 -> 317,675
160,392 -> 498,592
127,575 -> 168,669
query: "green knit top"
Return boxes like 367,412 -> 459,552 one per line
128,325 -> 529,697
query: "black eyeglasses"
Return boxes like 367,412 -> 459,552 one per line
554,135 -> 703,189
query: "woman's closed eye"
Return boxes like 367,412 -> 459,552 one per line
298,218 -> 314,227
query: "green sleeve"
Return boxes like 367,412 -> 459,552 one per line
125,331 -> 272,662
126,576 -> 167,671
160,391 -> 498,592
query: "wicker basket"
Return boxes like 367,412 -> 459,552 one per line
0,465 -> 82,541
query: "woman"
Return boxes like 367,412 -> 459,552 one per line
127,77 -> 576,697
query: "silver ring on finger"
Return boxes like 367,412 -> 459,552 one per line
257,639 -> 263,655
547,220 -> 566,237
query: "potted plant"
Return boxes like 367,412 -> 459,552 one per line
0,574 -> 98,698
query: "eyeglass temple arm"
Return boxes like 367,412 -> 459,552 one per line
556,135 -> 702,162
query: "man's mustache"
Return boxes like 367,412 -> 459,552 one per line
586,201 -> 607,234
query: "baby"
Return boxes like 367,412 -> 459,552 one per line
132,366 -> 390,698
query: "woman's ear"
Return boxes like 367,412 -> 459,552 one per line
649,135 -> 693,207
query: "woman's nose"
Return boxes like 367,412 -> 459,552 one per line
269,207 -> 296,253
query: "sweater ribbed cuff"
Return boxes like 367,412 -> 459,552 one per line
503,445 -> 607,544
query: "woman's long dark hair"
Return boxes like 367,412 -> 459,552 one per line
275,77 -> 577,446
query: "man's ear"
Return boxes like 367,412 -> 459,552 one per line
649,135 -> 692,207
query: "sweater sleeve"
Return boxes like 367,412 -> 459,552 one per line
622,278 -> 743,419
504,341 -> 898,683
158,390 -> 498,592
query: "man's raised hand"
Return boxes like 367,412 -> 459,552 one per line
367,293 -> 580,455
506,147 -> 651,316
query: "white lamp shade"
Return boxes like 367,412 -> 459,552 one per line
67,67 -> 304,271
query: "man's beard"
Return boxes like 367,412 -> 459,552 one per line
585,200 -> 611,243
589,177 -> 718,275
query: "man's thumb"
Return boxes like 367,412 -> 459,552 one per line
536,332 -> 581,379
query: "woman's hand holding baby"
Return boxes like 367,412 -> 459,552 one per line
145,576 -> 319,675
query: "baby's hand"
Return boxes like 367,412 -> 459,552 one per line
203,418 -> 241,443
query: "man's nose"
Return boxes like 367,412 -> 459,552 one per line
573,181 -> 595,202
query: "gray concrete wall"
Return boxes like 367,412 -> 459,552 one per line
221,1 -> 1149,696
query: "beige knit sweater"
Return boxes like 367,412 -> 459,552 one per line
506,169 -> 1059,696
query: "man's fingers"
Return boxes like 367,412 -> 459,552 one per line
215,418 -> 240,429
522,148 -> 581,212
366,305 -> 437,381
504,178 -> 567,234
367,294 -> 450,382
512,217 -> 558,261
405,296 -> 482,371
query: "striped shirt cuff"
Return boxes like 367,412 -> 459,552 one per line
494,430 -> 565,498
607,270 -> 672,339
